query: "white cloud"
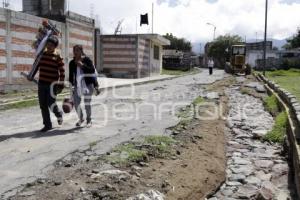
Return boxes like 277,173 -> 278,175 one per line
8,0 -> 300,43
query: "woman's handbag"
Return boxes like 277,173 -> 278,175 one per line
62,96 -> 74,113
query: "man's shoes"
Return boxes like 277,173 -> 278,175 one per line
57,117 -> 63,125
86,120 -> 92,128
40,126 -> 53,132
95,87 -> 101,96
76,119 -> 85,127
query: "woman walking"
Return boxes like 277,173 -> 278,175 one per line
208,58 -> 214,75
69,45 -> 99,127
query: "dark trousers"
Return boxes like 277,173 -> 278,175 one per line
38,83 -> 62,128
209,67 -> 213,75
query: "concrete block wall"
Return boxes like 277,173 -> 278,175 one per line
0,8 -> 95,92
100,35 -> 138,78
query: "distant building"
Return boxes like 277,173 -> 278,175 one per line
99,34 -> 170,78
246,41 -> 273,51
23,0 -> 66,21
246,50 -> 278,68
245,41 -> 275,68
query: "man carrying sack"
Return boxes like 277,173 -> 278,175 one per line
30,35 -> 65,132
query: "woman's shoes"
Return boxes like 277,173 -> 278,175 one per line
76,119 -> 92,128
76,119 -> 85,127
86,119 -> 92,128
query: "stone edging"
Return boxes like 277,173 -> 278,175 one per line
256,73 -> 300,132
255,73 -> 300,197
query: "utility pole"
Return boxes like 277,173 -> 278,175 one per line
256,32 -> 258,42
2,0 -> 9,8
152,2 -> 154,34
207,22 -> 216,40
263,0 -> 268,76
200,43 -> 202,54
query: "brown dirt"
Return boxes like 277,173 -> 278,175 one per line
10,77 -> 235,200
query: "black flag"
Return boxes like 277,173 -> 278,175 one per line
140,13 -> 149,26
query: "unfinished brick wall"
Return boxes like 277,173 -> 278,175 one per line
0,8 -> 95,91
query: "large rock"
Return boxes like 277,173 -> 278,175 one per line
206,92 -> 220,100
127,190 -> 165,200
236,77 -> 246,83
246,82 -> 260,88
228,174 -> 246,183
258,181 -> 278,200
255,171 -> 272,181
254,160 -> 274,169
245,176 -> 262,186
256,85 -> 266,93
231,166 -> 254,176
272,164 -> 289,175
235,185 -> 258,199
233,157 -> 252,165
252,130 -> 268,139
226,181 -> 242,186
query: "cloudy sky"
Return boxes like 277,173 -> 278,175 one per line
7,0 -> 300,44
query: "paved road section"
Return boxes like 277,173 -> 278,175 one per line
0,70 -> 225,198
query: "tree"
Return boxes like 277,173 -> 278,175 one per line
207,34 -> 243,68
163,33 -> 192,52
285,28 -> 300,49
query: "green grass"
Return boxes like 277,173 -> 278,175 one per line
161,68 -> 200,76
266,69 -> 300,102
144,135 -> 176,154
0,99 -> 39,111
192,96 -> 205,105
107,143 -> 147,165
263,94 -> 280,116
176,97 -> 205,120
176,105 -> 193,120
106,135 -> 176,165
264,112 -> 288,144
0,90 -> 70,111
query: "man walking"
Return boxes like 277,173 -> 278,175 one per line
30,36 -> 65,132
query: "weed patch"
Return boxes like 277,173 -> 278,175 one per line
264,112 -> 288,144
263,95 -> 280,116
106,136 -> 177,166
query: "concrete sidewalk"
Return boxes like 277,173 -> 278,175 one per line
97,74 -> 174,89
0,74 -> 175,106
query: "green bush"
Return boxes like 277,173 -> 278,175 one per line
280,59 -> 291,70
280,59 -> 300,70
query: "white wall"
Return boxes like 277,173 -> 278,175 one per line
246,50 -> 278,67
149,41 -> 162,76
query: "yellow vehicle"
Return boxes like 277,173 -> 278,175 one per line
225,44 -> 251,75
